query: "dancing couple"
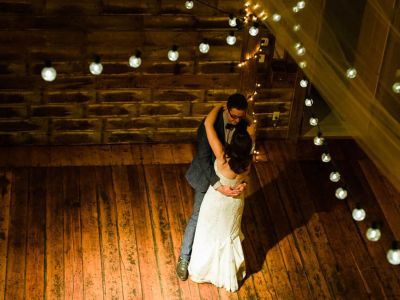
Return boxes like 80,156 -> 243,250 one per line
176,93 -> 255,292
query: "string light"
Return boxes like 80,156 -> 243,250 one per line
309,117 -> 318,126
168,45 -> 179,61
89,56 -> 103,75
321,152 -> 331,162
185,1 -> 193,9
226,31 -> 237,45
304,98 -> 313,106
249,22 -> 259,36
199,40 -> 210,54
392,82 -> 400,93
272,13 -> 281,22
297,1 -> 306,9
229,14 -> 237,27
366,223 -> 381,241
293,24 -> 301,31
129,50 -> 142,68
300,79 -> 308,87
335,187 -> 348,199
329,171 -> 341,182
387,241 -> 400,265
41,61 -> 57,82
352,204 -> 366,221
346,68 -> 357,79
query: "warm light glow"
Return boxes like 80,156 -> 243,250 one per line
304,98 -> 313,106
299,61 -> 307,68
168,46 -> 179,61
321,152 -> 331,163
41,66 -> 57,82
329,171 -> 341,182
392,82 -> 400,93
313,135 -> 324,146
129,54 -> 142,68
89,61 -> 103,75
297,1 -> 306,9
346,68 -> 357,79
249,24 -> 259,36
226,32 -> 236,45
309,117 -> 318,126
352,207 -> 366,221
387,244 -> 400,265
366,226 -> 381,242
300,79 -> 308,87
335,187 -> 348,199
293,24 -> 301,31
229,15 -> 237,27
199,41 -> 210,54
185,1 -> 193,9
272,14 -> 281,22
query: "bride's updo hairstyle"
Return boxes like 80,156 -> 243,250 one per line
224,129 -> 252,174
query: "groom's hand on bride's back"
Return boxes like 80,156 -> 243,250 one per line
217,182 -> 247,196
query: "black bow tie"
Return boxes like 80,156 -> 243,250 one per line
225,123 -> 236,130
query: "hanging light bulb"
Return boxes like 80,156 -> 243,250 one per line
296,46 -> 306,56
366,223 -> 381,242
346,68 -> 357,79
297,1 -> 306,9
329,171 -> 341,182
293,24 -> 301,32
300,79 -> 308,88
292,6 -> 299,13
229,14 -> 237,27
335,187 -> 348,199
249,23 -> 259,36
129,50 -> 142,68
299,61 -> 307,69
313,134 -> 324,146
272,14 -> 281,22
321,152 -> 331,163
309,117 -> 318,126
352,204 -> 366,221
294,42 -> 301,50
226,31 -> 236,45
392,82 -> 400,93
304,98 -> 313,107
199,40 -> 210,54
387,241 -> 400,265
168,45 -> 179,61
41,61 -> 57,82
89,55 -> 103,75
185,0 -> 193,9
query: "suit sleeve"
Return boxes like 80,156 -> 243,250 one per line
196,121 -> 220,186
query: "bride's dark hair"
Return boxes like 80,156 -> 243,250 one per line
224,129 -> 253,174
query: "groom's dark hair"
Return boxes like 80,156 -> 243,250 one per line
227,93 -> 248,111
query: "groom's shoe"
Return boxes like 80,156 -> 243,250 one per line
176,257 -> 189,281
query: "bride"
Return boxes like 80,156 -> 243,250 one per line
188,104 -> 255,292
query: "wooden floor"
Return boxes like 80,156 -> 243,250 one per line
0,141 -> 399,300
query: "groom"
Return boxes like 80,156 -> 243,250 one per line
176,93 -> 249,281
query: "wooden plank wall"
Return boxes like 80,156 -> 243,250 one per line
0,140 -> 399,299
0,0 -> 301,145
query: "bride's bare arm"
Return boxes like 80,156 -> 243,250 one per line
204,104 -> 224,160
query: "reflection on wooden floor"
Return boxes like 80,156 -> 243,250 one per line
0,141 -> 399,299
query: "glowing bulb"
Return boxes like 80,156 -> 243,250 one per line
329,171 -> 341,182
297,1 -> 306,9
299,61 -> 307,69
249,23 -> 259,36
296,47 -> 306,56
313,135 -> 324,146
300,79 -> 308,87
309,117 -> 318,126
346,68 -> 357,79
199,41 -> 210,54
304,98 -> 313,106
229,15 -> 237,27
392,82 -> 400,93
185,1 -> 193,9
293,24 -> 301,31
366,226 -> 381,242
272,14 -> 281,22
387,243 -> 400,265
321,152 -> 331,163
335,187 -> 348,199
292,6 -> 299,13
41,65 -> 57,82
294,42 -> 301,49
352,207 -> 366,221
168,46 -> 179,61
89,61 -> 103,75
129,52 -> 142,68
226,32 -> 236,45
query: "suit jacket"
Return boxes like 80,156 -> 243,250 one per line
185,108 -> 248,192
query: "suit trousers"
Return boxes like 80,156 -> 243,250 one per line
179,188 -> 207,261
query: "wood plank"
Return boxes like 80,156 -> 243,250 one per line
253,162 -> 305,300
127,165 -> 163,299
0,170 -> 12,300
299,161 -> 373,299
241,166 -> 276,300
79,167 -> 104,299
63,167 -> 84,299
111,165 -> 142,299
160,165 -> 201,300
45,167 -> 65,300
25,168 -> 46,299
171,143 -> 194,164
5,168 -> 29,300
143,164 -> 181,299
95,166 -> 124,299
151,144 -> 174,164
267,142 -> 332,299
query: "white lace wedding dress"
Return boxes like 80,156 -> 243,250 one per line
188,161 -> 246,292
